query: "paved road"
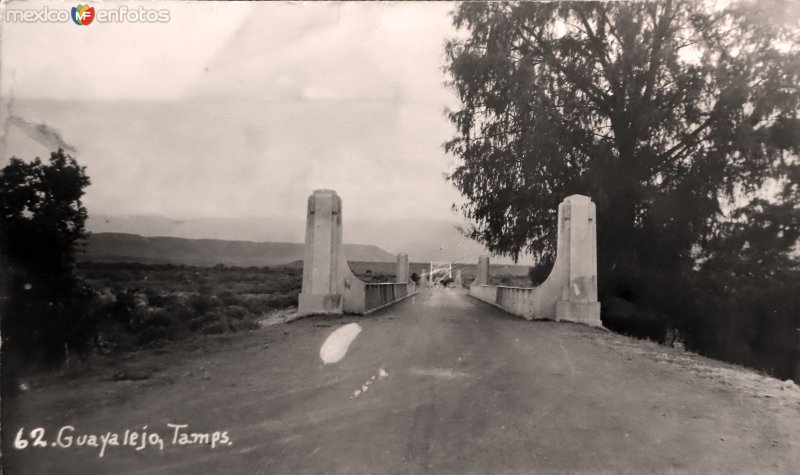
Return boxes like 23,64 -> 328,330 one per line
4,288 -> 800,474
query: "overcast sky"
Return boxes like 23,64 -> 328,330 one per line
1,1 -> 467,222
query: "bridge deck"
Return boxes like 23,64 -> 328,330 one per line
5,288 -> 800,473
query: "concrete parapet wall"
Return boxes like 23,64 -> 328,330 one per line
297,189 -> 416,317
468,195 -> 602,327
497,287 -> 536,320
470,285 -> 498,305
363,282 -> 417,314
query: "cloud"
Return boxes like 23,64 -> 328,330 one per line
1,2 -> 466,225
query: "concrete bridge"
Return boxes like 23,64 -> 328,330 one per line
5,191 -> 800,474
296,189 -> 602,329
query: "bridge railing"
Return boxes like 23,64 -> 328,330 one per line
468,195 -> 602,327
496,286 -> 535,318
364,282 -> 415,313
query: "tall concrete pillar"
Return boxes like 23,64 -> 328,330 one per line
298,190 -> 345,315
396,253 -> 409,283
554,195 -> 601,326
475,255 -> 490,286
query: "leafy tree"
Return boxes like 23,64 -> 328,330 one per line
692,179 -> 800,377
445,1 -> 799,377
527,256 -> 553,286
0,149 -> 94,368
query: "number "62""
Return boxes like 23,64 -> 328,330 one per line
14,428 -> 47,449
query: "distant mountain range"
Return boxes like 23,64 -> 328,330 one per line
80,233 -> 396,267
86,214 -> 524,265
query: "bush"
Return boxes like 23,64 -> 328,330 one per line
238,317 -> 261,331
136,324 -> 170,346
223,305 -> 250,320
217,290 -> 238,306
200,321 -> 227,335
188,293 -> 218,316
602,297 -> 669,343
54,264 -> 302,356
528,257 -> 553,286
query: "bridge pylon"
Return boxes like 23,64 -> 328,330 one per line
468,195 -> 601,327
297,190 -> 416,316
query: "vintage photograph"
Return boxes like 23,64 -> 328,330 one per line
1,1 -> 799,473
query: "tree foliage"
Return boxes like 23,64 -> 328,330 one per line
0,149 -> 94,367
445,0 -> 799,378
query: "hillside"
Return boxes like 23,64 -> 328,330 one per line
87,215 -> 526,264
80,233 -> 396,267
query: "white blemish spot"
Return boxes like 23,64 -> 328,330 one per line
410,368 -> 469,379
350,367 -> 390,401
572,283 -> 581,296
320,323 -> 362,364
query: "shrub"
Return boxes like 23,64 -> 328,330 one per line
188,293 -> 218,316
200,321 -> 226,335
223,305 -> 250,320
136,324 -> 170,346
217,290 -> 238,306
602,297 -> 669,343
528,257 -> 553,286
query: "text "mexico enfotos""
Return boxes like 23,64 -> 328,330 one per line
2,5 -> 171,24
